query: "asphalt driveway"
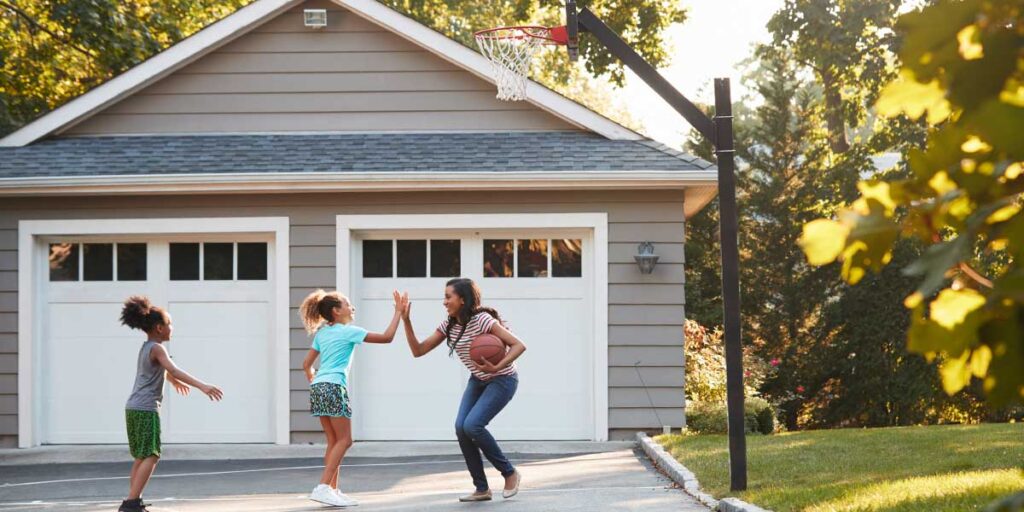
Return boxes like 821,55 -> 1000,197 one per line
0,449 -> 709,511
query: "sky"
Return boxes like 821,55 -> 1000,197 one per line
618,0 -> 785,148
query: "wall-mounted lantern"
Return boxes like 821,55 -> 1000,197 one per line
634,241 -> 659,274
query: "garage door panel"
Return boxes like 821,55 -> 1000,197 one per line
164,301 -> 272,442
487,298 -> 590,440
47,301 -> 133,338
44,303 -> 137,443
350,297 -> 465,440
47,283 -> 149,303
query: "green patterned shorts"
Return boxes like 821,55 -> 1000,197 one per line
125,409 -> 161,459
310,382 -> 352,418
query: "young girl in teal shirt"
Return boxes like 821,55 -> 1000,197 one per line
299,288 -> 406,507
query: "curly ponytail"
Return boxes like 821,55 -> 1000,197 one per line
299,289 -> 347,334
119,295 -> 168,333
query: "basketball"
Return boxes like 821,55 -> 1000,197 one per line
469,334 -> 506,366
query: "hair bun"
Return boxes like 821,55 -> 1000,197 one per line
120,295 -> 157,331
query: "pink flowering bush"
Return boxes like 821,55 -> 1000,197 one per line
684,320 -> 778,434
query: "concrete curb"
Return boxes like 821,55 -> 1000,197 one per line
717,497 -> 774,512
635,433 -> 773,512
635,432 -> 719,509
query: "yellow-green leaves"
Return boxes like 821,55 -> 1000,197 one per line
802,0 -> 1024,406
931,288 -> 986,330
799,219 -> 850,265
877,70 -> 952,125
956,25 -> 984,61
908,289 -> 989,394
798,180 -> 899,285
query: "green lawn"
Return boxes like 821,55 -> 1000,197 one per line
656,423 -> 1023,512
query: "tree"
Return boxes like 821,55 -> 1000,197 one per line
799,0 -> 1024,406
378,0 -> 686,86
680,0 -> 1005,429
767,0 -> 899,154
0,0 -> 254,136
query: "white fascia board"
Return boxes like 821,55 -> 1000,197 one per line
0,0 -> 302,147
0,170 -> 717,195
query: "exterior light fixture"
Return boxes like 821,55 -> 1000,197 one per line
304,9 -> 327,29
634,242 -> 659,274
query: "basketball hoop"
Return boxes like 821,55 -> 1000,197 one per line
474,25 -> 569,101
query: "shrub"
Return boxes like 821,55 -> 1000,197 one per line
686,398 -> 777,434
684,320 -> 774,404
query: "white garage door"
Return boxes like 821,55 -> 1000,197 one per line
349,230 -> 593,440
41,237 -> 275,444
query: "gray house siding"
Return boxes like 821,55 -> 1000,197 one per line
63,0 -> 579,136
0,189 -> 685,445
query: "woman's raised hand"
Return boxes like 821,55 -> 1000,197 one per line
401,291 -> 411,319
392,289 -> 405,313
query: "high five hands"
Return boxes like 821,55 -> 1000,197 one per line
392,290 -> 409,315
399,291 -> 411,320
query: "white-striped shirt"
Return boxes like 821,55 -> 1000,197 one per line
438,312 -> 517,381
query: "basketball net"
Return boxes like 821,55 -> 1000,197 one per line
474,26 -> 553,102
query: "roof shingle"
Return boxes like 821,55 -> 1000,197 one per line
0,132 -> 713,179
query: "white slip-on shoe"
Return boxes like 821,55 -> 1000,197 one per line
502,471 -> 521,499
311,484 -> 347,507
332,489 -> 360,507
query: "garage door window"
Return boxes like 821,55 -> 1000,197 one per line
48,242 -> 147,282
48,243 -> 79,281
484,238 -> 582,278
170,242 -> 268,281
363,239 -> 460,278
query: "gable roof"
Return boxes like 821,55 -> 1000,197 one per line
0,0 -> 640,147
0,132 -> 717,217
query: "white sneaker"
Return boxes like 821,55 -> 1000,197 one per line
310,484 -> 349,507
332,489 -> 359,507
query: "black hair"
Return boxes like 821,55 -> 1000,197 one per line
119,295 -> 169,333
443,278 -> 502,356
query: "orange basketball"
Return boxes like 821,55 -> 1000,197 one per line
469,334 -> 506,366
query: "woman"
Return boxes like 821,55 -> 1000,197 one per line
400,278 -> 527,502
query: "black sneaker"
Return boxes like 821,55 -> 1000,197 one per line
117,498 -> 145,512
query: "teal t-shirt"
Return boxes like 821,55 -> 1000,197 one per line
311,323 -> 368,387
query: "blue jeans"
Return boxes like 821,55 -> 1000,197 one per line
454,374 -> 518,491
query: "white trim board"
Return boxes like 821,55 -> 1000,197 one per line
0,0 -> 638,146
335,213 -> 609,441
17,217 -> 291,448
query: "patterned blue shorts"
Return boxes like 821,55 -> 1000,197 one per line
310,382 -> 352,418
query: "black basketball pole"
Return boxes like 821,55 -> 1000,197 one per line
574,7 -> 748,491
714,78 -> 747,491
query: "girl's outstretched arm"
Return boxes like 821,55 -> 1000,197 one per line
165,370 -> 190,396
151,343 -> 223,401
401,293 -> 445,357
365,290 -> 406,344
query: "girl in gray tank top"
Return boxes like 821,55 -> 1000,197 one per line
125,341 -> 164,412
117,296 -> 224,512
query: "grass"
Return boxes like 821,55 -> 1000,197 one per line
656,423 -> 1024,512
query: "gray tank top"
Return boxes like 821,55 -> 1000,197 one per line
125,341 -> 165,411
